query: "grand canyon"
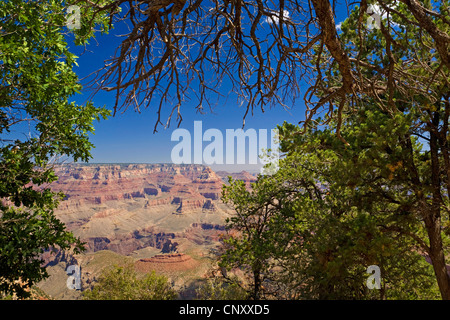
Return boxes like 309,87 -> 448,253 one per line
37,163 -> 256,299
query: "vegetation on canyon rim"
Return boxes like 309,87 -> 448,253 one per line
82,264 -> 177,300
0,0 -> 449,299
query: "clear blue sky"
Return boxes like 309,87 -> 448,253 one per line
68,3 -> 352,171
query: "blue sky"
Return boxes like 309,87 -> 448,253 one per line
68,3 -> 352,171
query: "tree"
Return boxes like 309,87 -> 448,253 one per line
305,2 -> 450,299
220,168 -> 315,299
83,264 -> 177,300
220,109 -> 441,299
74,0 -> 448,134
220,177 -> 284,300
277,102 -> 443,299
0,0 -> 110,298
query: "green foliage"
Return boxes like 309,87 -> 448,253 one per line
219,100 -> 444,299
249,0 -> 449,300
281,104 -> 443,298
220,164 -> 324,299
0,205 -> 82,298
0,0 -> 110,298
195,277 -> 247,300
279,102 -> 444,299
83,265 -> 177,300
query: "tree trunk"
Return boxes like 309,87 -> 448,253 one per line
403,128 -> 450,299
253,268 -> 262,300
426,111 -> 450,300
424,211 -> 450,300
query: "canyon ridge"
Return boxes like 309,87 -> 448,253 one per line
37,163 -> 256,299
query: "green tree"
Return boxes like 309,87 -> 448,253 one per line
220,177 -> 278,300
0,0 -> 110,298
303,1 -> 450,299
220,103 -> 442,299
83,265 -> 177,300
220,165 -> 326,299
276,105 -> 442,299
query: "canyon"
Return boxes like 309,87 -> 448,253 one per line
38,163 -> 256,298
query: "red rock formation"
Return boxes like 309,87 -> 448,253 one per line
50,164 -> 225,206
47,164 -> 254,257
135,253 -> 200,273
139,253 -> 190,264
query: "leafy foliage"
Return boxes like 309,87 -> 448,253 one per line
195,277 -> 247,300
82,264 -> 177,300
277,103 -> 443,299
219,100 -> 443,299
0,0 -> 110,298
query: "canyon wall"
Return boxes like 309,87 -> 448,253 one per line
49,163 -> 255,257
